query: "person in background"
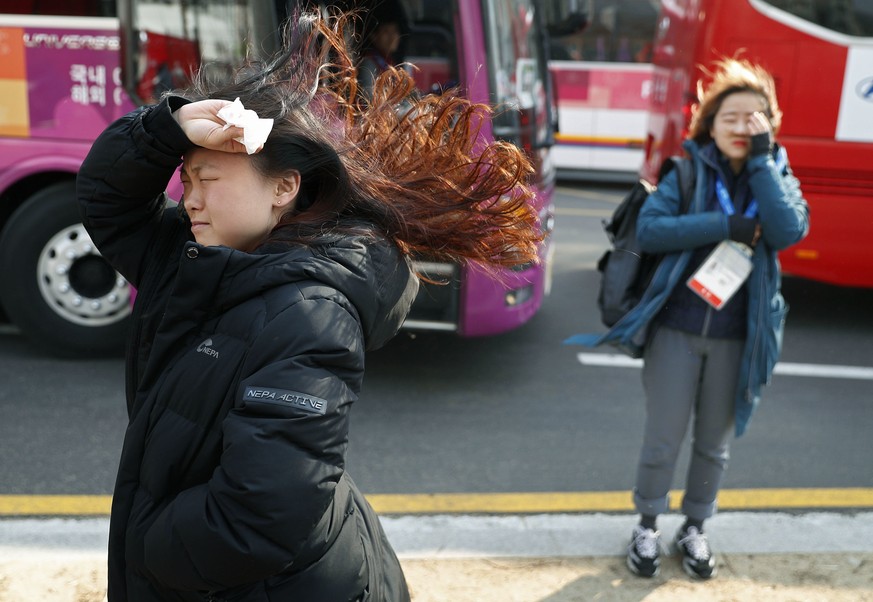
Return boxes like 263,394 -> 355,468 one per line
357,11 -> 402,98
598,58 -> 808,580
77,9 -> 541,601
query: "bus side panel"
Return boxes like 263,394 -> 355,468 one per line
0,21 -> 134,144
0,139 -> 86,191
778,138 -> 873,287
456,0 -> 491,139
551,62 -> 652,180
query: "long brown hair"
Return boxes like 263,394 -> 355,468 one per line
183,9 -> 542,270
688,57 -> 782,146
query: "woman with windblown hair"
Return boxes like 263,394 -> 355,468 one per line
613,58 -> 808,581
77,10 -> 541,602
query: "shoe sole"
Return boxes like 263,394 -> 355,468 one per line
626,553 -> 660,578
674,542 -> 717,580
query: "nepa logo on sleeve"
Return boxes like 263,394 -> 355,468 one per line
243,387 -> 328,415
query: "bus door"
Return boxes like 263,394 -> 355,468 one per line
643,0 -> 873,288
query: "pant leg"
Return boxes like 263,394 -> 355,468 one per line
681,337 -> 744,521
634,326 -> 703,516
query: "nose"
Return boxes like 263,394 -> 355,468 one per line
182,188 -> 202,212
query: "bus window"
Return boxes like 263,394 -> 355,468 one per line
399,1 -> 458,93
126,0 -> 279,103
762,0 -> 873,37
127,0 -> 278,102
546,0 -> 657,63
484,0 -> 553,159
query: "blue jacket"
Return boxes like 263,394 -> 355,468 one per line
568,139 -> 809,436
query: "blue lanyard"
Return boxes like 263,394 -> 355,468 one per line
713,146 -> 788,218
715,177 -> 758,218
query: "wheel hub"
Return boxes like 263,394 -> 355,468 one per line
37,224 -> 131,327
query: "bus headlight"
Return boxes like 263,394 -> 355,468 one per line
505,284 -> 534,307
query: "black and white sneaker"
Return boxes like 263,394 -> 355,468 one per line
627,525 -> 661,577
674,525 -> 717,579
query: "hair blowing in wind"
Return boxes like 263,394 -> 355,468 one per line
183,9 -> 543,271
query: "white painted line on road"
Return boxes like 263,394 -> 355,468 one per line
770,362 -> 873,380
577,353 -> 873,380
3,512 -> 872,558
577,353 -> 643,369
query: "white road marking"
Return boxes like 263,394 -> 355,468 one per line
577,352 -> 873,380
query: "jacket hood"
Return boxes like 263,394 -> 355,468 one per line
194,234 -> 418,351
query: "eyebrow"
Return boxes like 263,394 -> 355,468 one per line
180,162 -> 221,176
718,110 -> 754,118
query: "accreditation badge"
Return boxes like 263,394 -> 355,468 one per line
687,241 -> 753,310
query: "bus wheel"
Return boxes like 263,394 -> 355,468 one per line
0,181 -> 131,357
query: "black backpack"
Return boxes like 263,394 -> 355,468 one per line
596,157 -> 695,327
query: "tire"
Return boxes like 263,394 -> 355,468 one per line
0,181 -> 131,357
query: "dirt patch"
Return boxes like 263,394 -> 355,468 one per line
0,552 -> 107,602
403,554 -> 873,601
1,551 -> 871,601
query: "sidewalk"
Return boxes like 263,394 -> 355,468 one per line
2,512 -> 872,601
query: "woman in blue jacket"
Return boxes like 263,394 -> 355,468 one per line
612,59 -> 809,580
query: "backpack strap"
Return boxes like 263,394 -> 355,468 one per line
659,156 -> 695,215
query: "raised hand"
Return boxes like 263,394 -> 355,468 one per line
172,99 -> 248,153
748,111 -> 773,157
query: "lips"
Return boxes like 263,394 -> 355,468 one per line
732,140 -> 748,148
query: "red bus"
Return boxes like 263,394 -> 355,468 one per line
0,0 -> 556,356
642,0 -> 873,287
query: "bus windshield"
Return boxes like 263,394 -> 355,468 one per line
484,0 -> 553,157
123,0 -> 279,104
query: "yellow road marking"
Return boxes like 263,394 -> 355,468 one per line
555,187 -> 622,204
2,489 -> 872,517
0,495 -> 111,516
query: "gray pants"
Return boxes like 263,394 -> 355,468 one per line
633,325 -> 743,522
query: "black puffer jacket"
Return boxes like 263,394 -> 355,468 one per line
77,99 -> 417,601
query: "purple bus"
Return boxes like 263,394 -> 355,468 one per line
0,0 -> 556,356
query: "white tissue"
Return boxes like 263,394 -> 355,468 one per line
217,97 -> 274,155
